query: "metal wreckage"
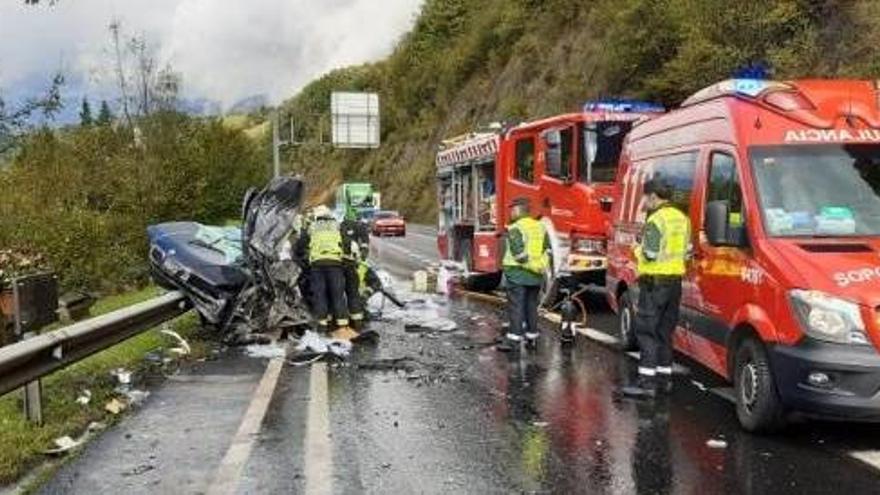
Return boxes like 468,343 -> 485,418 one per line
146,176 -> 314,344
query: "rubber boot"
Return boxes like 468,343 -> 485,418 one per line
619,375 -> 657,400
525,332 -> 540,350
656,372 -> 674,394
496,333 -> 523,353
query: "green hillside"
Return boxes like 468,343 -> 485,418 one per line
281,0 -> 880,221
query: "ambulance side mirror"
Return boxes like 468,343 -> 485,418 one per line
706,201 -> 730,246
706,200 -> 748,247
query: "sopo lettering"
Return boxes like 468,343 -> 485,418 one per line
834,266 -> 880,287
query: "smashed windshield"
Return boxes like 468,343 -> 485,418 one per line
750,145 -> 880,237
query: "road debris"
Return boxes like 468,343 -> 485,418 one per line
245,342 -> 288,359
123,464 -> 156,477
295,331 -> 353,358
43,422 -> 106,455
160,327 -> 191,356
691,380 -> 707,392
111,368 -> 132,385
76,389 -> 92,405
122,389 -> 150,407
105,398 -> 128,415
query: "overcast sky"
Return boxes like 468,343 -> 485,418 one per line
0,0 -> 422,112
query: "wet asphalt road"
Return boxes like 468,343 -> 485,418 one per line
40,224 -> 880,494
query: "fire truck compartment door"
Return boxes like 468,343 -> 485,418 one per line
473,232 -> 501,273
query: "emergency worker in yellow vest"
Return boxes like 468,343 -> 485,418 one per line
621,178 -> 692,399
300,205 -> 350,335
497,198 -> 551,353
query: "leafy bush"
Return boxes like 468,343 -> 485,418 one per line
0,112 -> 267,291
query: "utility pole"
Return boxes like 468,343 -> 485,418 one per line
272,111 -> 281,178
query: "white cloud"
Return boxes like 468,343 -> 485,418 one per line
0,0 -> 421,109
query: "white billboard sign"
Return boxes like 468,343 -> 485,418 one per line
331,92 -> 380,149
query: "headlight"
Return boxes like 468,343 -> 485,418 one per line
789,289 -> 869,345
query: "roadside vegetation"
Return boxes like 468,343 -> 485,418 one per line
0,113 -> 267,292
0,286 -> 210,485
281,0 -> 880,222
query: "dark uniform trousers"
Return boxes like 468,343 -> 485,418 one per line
506,283 -> 540,338
343,261 -> 364,321
310,263 -> 348,328
634,276 -> 682,372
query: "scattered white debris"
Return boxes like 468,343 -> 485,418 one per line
160,328 -> 191,356
294,331 -> 353,359
43,422 -> 106,455
105,398 -> 127,415
76,390 -> 92,406
706,439 -> 728,449
532,421 -> 549,428
244,342 -> 288,359
46,436 -> 79,454
110,368 -> 132,385
123,389 -> 150,407
691,380 -> 707,392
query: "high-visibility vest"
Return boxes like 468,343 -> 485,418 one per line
309,219 -> 343,263
637,205 -> 690,276
503,217 -> 549,275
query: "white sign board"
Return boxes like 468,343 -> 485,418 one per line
331,92 -> 380,149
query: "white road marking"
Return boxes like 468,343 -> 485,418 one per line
207,357 -> 285,495
305,362 -> 333,495
850,451 -> 880,472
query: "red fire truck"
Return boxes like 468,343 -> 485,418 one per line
435,100 -> 664,298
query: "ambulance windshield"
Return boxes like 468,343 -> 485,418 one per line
751,144 -> 880,237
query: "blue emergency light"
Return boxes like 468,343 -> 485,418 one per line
731,79 -> 771,97
583,99 -> 665,114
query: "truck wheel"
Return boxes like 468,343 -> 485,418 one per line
734,337 -> 786,432
618,291 -> 638,351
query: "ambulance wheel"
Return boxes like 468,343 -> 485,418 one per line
617,291 -> 638,351
734,337 -> 786,432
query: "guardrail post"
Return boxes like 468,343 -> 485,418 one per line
22,379 -> 43,425
19,330 -> 43,424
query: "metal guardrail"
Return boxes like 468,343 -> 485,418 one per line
0,291 -> 190,398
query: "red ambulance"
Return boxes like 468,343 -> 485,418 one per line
436,100 -> 664,298
607,79 -> 880,431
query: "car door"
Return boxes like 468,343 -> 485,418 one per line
687,148 -> 751,376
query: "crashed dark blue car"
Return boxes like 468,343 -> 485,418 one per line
147,177 -> 310,344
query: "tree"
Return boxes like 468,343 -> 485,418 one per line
0,73 -> 64,154
80,97 -> 93,126
97,100 -> 113,125
109,20 -> 133,128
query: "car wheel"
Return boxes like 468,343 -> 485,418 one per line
734,337 -> 786,432
618,291 -> 638,351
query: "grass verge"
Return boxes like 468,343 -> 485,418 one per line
0,286 -> 209,486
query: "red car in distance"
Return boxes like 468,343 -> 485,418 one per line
371,210 -> 406,237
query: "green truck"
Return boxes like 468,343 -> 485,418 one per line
335,183 -> 380,220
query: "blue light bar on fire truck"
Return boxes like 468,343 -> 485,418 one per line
583,99 -> 665,114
